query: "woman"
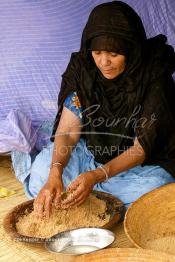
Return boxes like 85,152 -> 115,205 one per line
13,1 -> 175,217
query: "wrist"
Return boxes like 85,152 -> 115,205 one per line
50,161 -> 64,170
49,166 -> 63,180
93,166 -> 109,183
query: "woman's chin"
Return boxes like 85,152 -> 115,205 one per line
102,73 -> 117,79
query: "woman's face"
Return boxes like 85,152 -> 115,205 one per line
91,51 -> 126,79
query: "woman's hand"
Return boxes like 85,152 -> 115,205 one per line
33,167 -> 64,218
63,170 -> 97,208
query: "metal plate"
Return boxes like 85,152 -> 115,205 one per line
45,228 -> 115,255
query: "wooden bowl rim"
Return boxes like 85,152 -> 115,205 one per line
73,247 -> 175,262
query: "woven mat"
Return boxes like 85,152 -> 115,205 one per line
0,156 -> 133,262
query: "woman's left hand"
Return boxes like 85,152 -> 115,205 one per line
63,171 -> 97,208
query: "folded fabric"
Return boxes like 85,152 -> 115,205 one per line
11,120 -> 54,184
0,109 -> 37,153
34,121 -> 54,151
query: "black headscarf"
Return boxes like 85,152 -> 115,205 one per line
51,1 -> 175,175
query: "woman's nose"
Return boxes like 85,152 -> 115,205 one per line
100,55 -> 111,66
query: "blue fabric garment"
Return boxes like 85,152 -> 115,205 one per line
63,91 -> 83,121
13,138 -> 175,208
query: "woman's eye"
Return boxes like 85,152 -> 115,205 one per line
93,51 -> 101,55
110,52 -> 118,57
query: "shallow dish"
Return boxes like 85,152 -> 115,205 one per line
3,190 -> 124,243
45,228 -> 115,255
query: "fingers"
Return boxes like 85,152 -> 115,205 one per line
73,198 -> 86,207
33,178 -> 64,217
33,173 -> 92,216
67,180 -> 80,192
44,193 -> 54,219
33,194 -> 46,218
65,176 -> 84,204
34,189 -> 54,219
69,193 -> 86,207
54,182 -> 64,208
62,191 -> 90,209
63,184 -> 84,206
54,191 -> 62,208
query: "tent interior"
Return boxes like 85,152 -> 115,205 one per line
0,0 -> 174,261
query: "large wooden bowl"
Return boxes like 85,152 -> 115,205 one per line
124,183 -> 175,255
3,190 -> 124,243
73,248 -> 175,262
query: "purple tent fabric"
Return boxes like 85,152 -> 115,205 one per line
0,110 -> 37,153
0,0 -> 174,152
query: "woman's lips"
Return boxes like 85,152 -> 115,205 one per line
102,69 -> 113,74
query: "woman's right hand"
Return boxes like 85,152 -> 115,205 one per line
33,167 -> 64,218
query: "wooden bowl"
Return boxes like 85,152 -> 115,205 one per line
3,190 -> 124,243
124,183 -> 175,255
73,248 -> 175,262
